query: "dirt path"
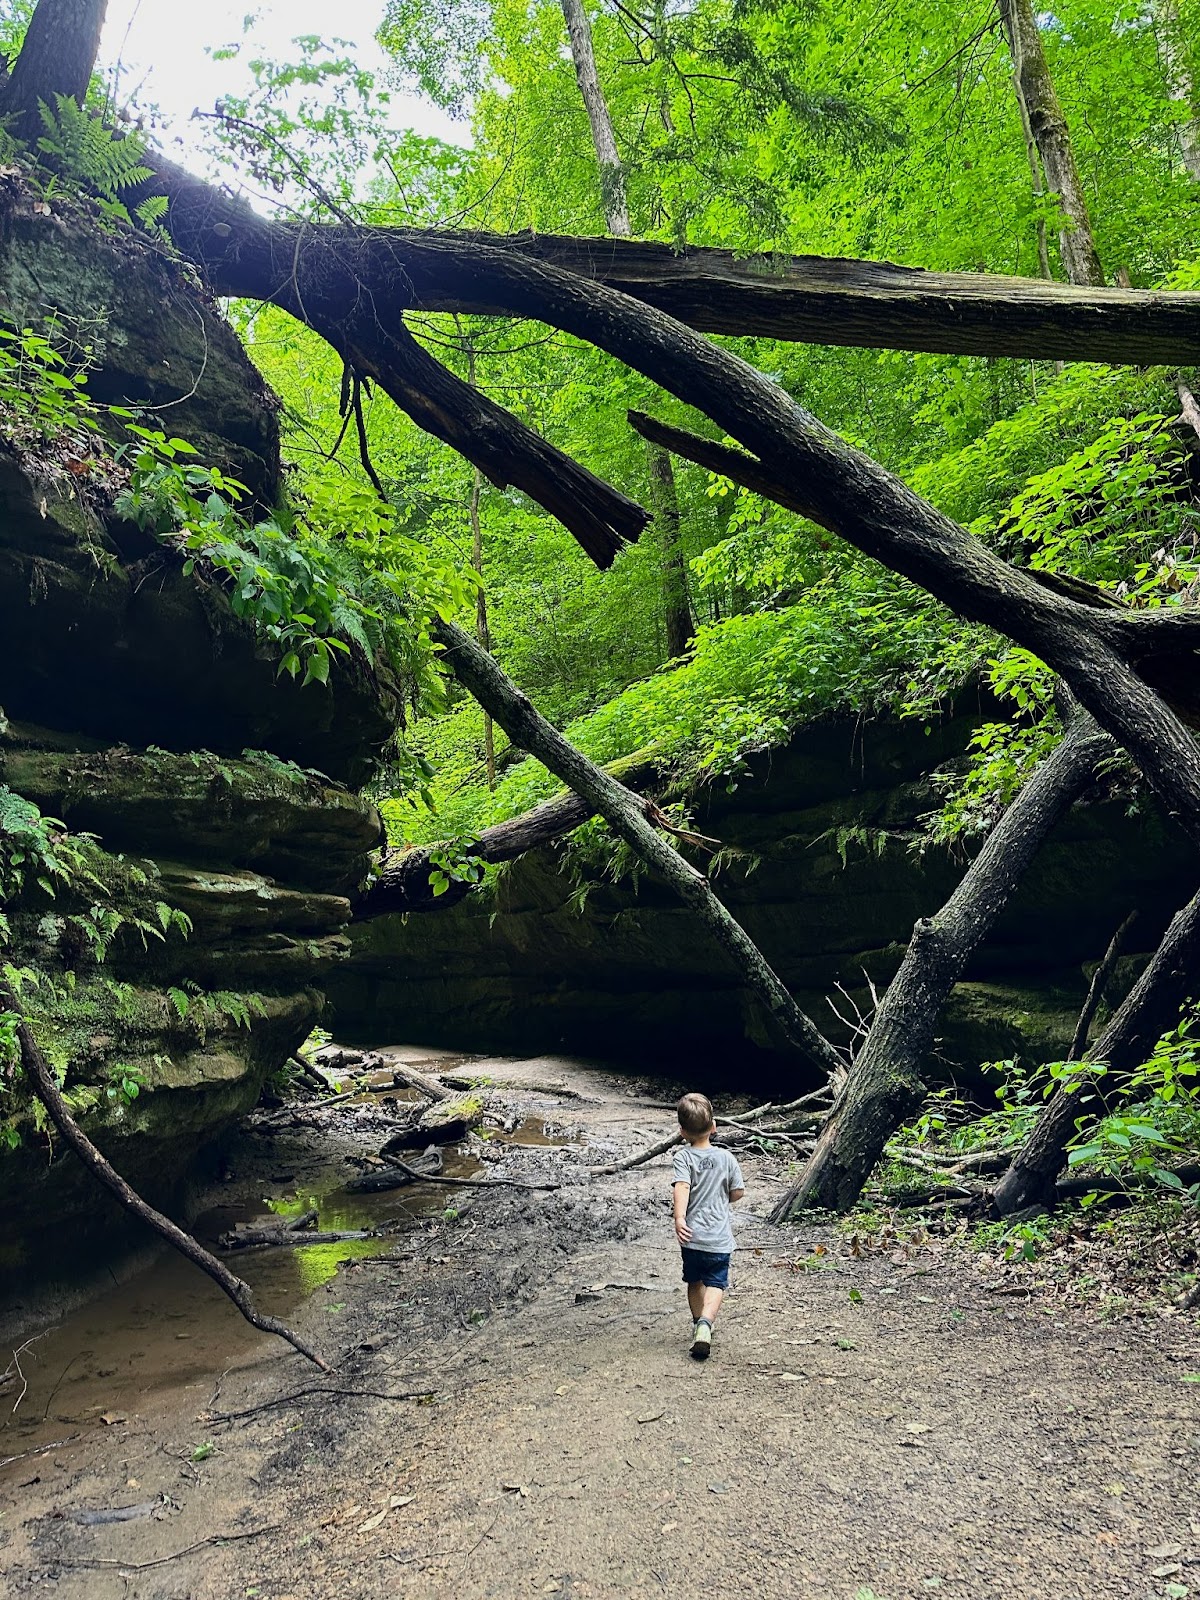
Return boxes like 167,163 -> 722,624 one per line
3,1053 -> 1199,1599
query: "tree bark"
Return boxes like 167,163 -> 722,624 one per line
769,708 -> 1115,1219
622,414 -> 1200,851
560,0 -> 631,236
1155,0 -> 1200,182
645,441 -> 695,658
357,749 -> 659,916
0,978 -> 332,1370
125,160 -> 1200,367
0,0 -> 107,141
430,615 -> 844,1078
998,0 -> 1105,287
991,886 -> 1200,1215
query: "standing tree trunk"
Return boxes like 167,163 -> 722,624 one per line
998,0 -> 1105,287
1155,0 -> 1200,182
991,886 -> 1200,1215
770,708 -> 1115,1220
560,0 -> 631,236
1011,55 -> 1054,281
0,0 -> 108,141
431,614 -> 844,1079
559,0 -> 694,657
470,465 -> 497,789
645,440 -> 695,658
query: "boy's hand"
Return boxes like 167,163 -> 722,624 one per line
674,1218 -> 693,1244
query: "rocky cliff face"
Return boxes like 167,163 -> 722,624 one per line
0,184 -> 388,1276
331,706 -> 1191,1091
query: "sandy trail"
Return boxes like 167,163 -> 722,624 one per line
2,1053 -> 1198,1599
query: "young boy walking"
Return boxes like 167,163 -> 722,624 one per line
672,1092 -> 745,1361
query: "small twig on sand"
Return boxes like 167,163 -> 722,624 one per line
1,979 -> 333,1373
590,1131 -> 682,1176
206,1384 -> 437,1424
0,1433 -> 81,1471
380,1156 -> 561,1192
63,1523 -> 282,1571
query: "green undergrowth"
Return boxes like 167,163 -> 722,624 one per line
388,359 -> 1192,854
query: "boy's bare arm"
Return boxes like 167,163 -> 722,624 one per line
672,1180 -> 693,1243
730,1187 -> 745,1202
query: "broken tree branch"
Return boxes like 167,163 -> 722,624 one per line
1069,910 -> 1138,1061
992,885 -> 1200,1214
357,749 -> 660,917
431,615 -> 844,1079
1,979 -> 333,1372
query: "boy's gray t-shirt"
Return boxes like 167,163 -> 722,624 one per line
672,1144 -> 744,1254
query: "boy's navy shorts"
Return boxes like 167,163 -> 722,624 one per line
680,1247 -> 731,1289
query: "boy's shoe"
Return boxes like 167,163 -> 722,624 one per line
690,1319 -> 712,1361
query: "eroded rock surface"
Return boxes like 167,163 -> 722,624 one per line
333,706 -> 1190,1088
0,188 -> 388,1277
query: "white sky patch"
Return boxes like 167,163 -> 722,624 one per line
98,0 -> 461,161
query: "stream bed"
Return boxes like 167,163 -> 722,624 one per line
0,1048 -> 581,1473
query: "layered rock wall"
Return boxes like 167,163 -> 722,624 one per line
332,707 -> 1191,1089
0,184 -> 388,1276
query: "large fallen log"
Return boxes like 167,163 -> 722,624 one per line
356,749 -> 658,916
131,155 -> 1200,367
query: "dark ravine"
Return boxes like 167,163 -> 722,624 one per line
330,703 -> 1192,1087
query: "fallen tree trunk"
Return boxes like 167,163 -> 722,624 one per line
0,979 -> 333,1371
991,885 -> 1200,1214
357,750 -> 659,916
431,616 -> 844,1079
770,706 -> 1115,1219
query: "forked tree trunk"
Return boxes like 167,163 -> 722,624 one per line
991,886 -> 1200,1215
431,615 -> 844,1078
998,0 -> 1105,286
0,0 -> 108,140
770,709 -> 1114,1219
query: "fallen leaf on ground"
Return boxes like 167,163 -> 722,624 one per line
389,1495 -> 414,1509
637,1410 -> 665,1424
905,1424 -> 931,1435
501,1483 -> 528,1497
1146,1544 -> 1183,1559
661,1522 -> 678,1534
1151,1563 -> 1183,1579
99,1413 -> 125,1427
357,1509 -> 389,1533
778,1373 -> 804,1383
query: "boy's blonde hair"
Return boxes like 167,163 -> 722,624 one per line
677,1092 -> 715,1137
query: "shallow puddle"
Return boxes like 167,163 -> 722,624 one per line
0,1077 -> 580,1474
0,1146 -> 481,1469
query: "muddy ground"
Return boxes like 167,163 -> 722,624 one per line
2,1049 -> 1199,1600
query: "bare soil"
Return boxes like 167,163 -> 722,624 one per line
2,1050 -> 1199,1600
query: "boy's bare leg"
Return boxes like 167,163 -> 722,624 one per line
699,1286 -> 725,1325
687,1282 -> 705,1321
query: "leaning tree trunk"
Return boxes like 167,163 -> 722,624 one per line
991,885 -> 1200,1214
998,0 -> 1105,286
0,0 -> 108,142
431,614 -> 843,1078
0,978 -> 332,1370
770,708 -> 1115,1219
560,0 -> 631,236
